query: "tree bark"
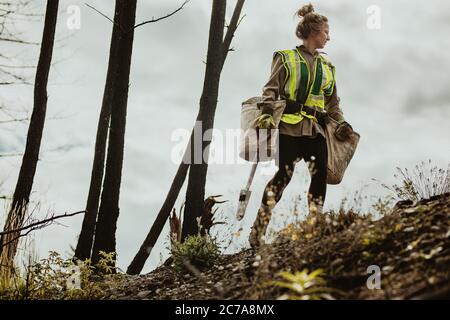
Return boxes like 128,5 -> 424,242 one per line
221,0 -> 245,71
127,0 -> 245,274
74,1 -> 121,262
91,0 -> 137,265
0,0 -> 59,268
181,0 -> 227,241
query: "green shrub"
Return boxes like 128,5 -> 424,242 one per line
171,234 -> 220,273
0,251 -> 123,300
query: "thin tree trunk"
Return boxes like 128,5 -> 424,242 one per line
0,0 -> 59,269
221,0 -> 245,71
91,0 -> 137,265
127,0 -> 245,275
74,2 -> 121,262
181,0 -> 227,240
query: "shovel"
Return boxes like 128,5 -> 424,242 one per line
236,162 -> 258,221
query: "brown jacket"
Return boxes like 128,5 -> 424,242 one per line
258,45 -> 345,138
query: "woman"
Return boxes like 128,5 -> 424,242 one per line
249,4 -> 353,248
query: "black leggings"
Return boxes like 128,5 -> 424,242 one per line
261,133 -> 328,207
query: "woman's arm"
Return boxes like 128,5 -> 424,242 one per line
258,53 -> 286,117
325,84 -> 345,123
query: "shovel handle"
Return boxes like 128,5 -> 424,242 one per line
245,162 -> 258,190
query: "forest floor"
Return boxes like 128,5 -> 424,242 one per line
108,193 -> 450,300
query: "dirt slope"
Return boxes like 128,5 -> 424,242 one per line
109,193 -> 450,300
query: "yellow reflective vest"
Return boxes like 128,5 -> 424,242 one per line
275,48 -> 336,124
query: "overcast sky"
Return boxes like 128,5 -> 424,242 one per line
1,0 -> 450,273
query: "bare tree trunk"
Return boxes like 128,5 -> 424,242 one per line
181,0 -> 227,240
0,0 -> 59,269
91,0 -> 137,265
127,0 -> 245,275
74,2 -> 121,262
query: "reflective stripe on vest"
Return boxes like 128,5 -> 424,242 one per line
276,48 -> 335,124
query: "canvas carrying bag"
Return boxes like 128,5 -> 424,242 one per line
239,97 -> 286,163
324,118 -> 360,185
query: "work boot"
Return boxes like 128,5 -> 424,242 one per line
249,203 -> 272,249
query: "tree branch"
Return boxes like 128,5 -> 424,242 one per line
0,210 -> 85,237
0,37 -> 39,45
85,3 -> 123,32
132,0 -> 189,31
0,153 -> 23,158
0,117 -> 29,124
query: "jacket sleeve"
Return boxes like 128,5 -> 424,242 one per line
325,83 -> 345,123
257,53 -> 286,117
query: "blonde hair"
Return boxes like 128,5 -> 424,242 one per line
295,3 -> 328,40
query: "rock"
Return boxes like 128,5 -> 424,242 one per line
331,258 -> 343,268
136,290 -> 151,299
382,265 -> 394,273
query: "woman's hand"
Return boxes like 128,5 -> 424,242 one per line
256,114 -> 276,129
334,121 -> 353,141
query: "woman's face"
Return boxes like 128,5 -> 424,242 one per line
310,23 -> 330,49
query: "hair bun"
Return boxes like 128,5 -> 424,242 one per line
297,3 -> 315,18
294,4 -> 328,40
